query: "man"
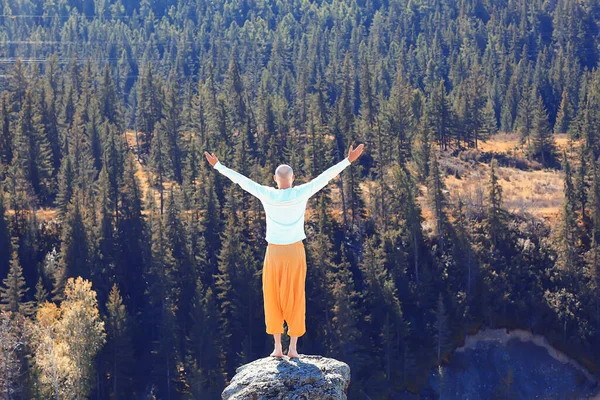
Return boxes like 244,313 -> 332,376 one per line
204,143 -> 364,359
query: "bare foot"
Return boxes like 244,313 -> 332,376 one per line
287,349 -> 300,359
270,348 -> 283,357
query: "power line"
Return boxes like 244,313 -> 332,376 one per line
0,14 -> 133,19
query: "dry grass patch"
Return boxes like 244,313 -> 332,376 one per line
444,163 -> 563,220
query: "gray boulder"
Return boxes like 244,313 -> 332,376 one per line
222,355 -> 351,400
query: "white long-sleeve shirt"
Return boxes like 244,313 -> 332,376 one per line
214,157 -> 352,244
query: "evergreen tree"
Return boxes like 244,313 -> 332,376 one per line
187,279 -> 226,398
427,147 -> 449,250
34,277 -> 48,309
104,283 -> 134,399
390,165 -> 425,285
327,245 -> 362,375
59,195 -> 89,282
529,94 -> 557,166
358,237 -> 406,384
225,55 -> 246,129
433,293 -> 452,363
149,120 -> 169,213
136,65 -> 163,153
162,79 -> 184,183
426,79 -> 456,151
163,190 -> 193,340
485,159 -> 507,251
0,93 -> 13,166
385,69 -> 414,163
555,154 -> 580,275
0,194 -> 10,281
514,82 -> 535,147
555,88 -> 574,134
0,248 -> 33,316
146,197 -> 180,399
55,156 -> 74,220
99,64 -> 120,126
12,90 -> 55,203
116,154 -> 146,315
214,207 -> 253,377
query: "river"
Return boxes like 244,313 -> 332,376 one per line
428,329 -> 600,399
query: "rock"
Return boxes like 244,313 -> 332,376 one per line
221,355 -> 351,400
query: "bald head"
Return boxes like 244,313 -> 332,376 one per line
275,164 -> 293,180
274,164 -> 294,189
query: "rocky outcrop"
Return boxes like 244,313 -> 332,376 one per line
222,355 -> 351,400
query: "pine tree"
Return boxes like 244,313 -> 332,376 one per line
59,195 -> 89,281
0,194 -> 10,281
200,175 -> 222,283
385,69 -> 414,163
0,248 -> 33,316
136,65 -> 163,153
427,147 -> 449,249
433,293 -> 452,363
99,64 -> 120,126
55,156 -> 74,220
34,277 -> 48,308
555,88 -> 574,134
574,145 -> 589,221
116,154 -> 146,315
556,153 -> 580,274
327,245 -> 362,372
529,94 -> 557,167
162,79 -> 184,183
103,126 -> 124,223
225,54 -> 246,129
104,283 -> 134,399
337,52 -> 355,139
343,151 -> 366,232
13,90 -> 55,203
358,237 -> 406,383
149,120 -> 169,213
214,208 -> 249,377
9,59 -> 27,112
146,197 -> 180,399
426,79 -> 456,151
163,190 -> 193,338
514,82 -> 535,147
0,92 -> 13,165
359,54 -> 376,133
485,159 -> 507,250
38,84 -> 61,170
187,279 -> 226,398
390,165 -> 425,285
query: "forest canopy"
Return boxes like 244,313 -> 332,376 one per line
0,0 -> 599,398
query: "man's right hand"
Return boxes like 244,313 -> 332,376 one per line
348,143 -> 365,163
204,151 -> 219,167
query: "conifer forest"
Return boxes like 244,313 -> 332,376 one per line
0,0 -> 600,398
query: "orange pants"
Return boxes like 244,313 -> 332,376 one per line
262,240 -> 307,337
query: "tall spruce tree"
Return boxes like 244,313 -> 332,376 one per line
0,248 -> 33,316
0,194 -> 10,281
104,283 -> 134,399
529,94 -> 557,166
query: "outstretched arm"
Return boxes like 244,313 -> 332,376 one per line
297,143 -> 365,199
205,151 -> 268,200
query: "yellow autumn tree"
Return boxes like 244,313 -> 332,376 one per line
33,277 -> 106,399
